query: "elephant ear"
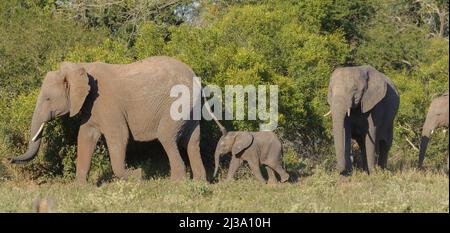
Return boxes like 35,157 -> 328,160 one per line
231,132 -> 254,157
61,62 -> 90,117
361,67 -> 387,113
327,69 -> 339,106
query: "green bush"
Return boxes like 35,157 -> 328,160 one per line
158,3 -> 351,160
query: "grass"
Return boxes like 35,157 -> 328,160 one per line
0,168 -> 447,213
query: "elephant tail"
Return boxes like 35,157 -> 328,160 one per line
193,77 -> 227,135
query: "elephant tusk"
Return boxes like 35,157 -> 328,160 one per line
431,130 -> 434,135
347,108 -> 350,117
31,123 -> 45,142
323,111 -> 331,117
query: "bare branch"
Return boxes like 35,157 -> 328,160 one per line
405,137 -> 419,151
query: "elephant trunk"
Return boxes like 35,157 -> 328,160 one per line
10,99 -> 47,163
418,117 -> 435,168
331,100 -> 352,175
418,136 -> 429,169
213,146 -> 221,177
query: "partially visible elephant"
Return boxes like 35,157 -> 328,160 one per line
327,65 -> 400,175
213,131 -> 289,184
33,197 -> 53,213
418,92 -> 449,169
10,56 -> 207,182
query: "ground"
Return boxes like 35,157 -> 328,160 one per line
0,169 -> 447,213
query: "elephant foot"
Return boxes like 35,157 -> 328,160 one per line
366,166 -> 381,175
224,177 -> 234,183
192,173 -> 206,181
339,169 -> 352,176
170,174 -> 186,182
280,173 -> 290,183
128,168 -> 143,181
169,165 -> 186,182
191,166 -> 207,181
74,177 -> 88,185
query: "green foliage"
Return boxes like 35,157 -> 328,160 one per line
0,0 -> 106,94
355,22 -> 428,71
295,0 -> 374,41
66,39 -> 133,64
134,23 -> 166,59
0,89 -> 39,167
45,0 -> 196,46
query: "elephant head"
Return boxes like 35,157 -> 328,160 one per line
327,65 -> 387,174
213,131 -> 254,177
418,92 -> 449,168
10,62 -> 90,163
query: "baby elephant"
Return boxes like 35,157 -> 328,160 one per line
213,131 -> 289,184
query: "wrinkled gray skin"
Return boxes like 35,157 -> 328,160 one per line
418,92 -> 449,170
327,65 -> 400,175
213,131 -> 289,184
10,56 -> 206,183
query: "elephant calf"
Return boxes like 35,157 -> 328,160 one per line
213,130 -> 289,184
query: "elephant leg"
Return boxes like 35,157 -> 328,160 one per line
364,128 -> 377,174
105,128 -> 137,180
75,124 -> 101,183
355,137 -> 367,171
268,162 -> 289,183
159,138 -> 186,181
157,118 -> 186,181
378,127 -> 393,169
226,156 -> 243,182
378,140 -> 390,169
186,124 -> 206,181
246,156 -> 266,184
266,166 -> 277,184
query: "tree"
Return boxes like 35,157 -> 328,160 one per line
417,0 -> 449,37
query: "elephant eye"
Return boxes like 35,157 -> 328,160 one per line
46,97 -> 50,101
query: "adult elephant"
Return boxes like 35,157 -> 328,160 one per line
418,92 -> 449,169
10,56 -> 206,183
327,65 -> 399,175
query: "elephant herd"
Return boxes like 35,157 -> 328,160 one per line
9,56 -> 449,184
